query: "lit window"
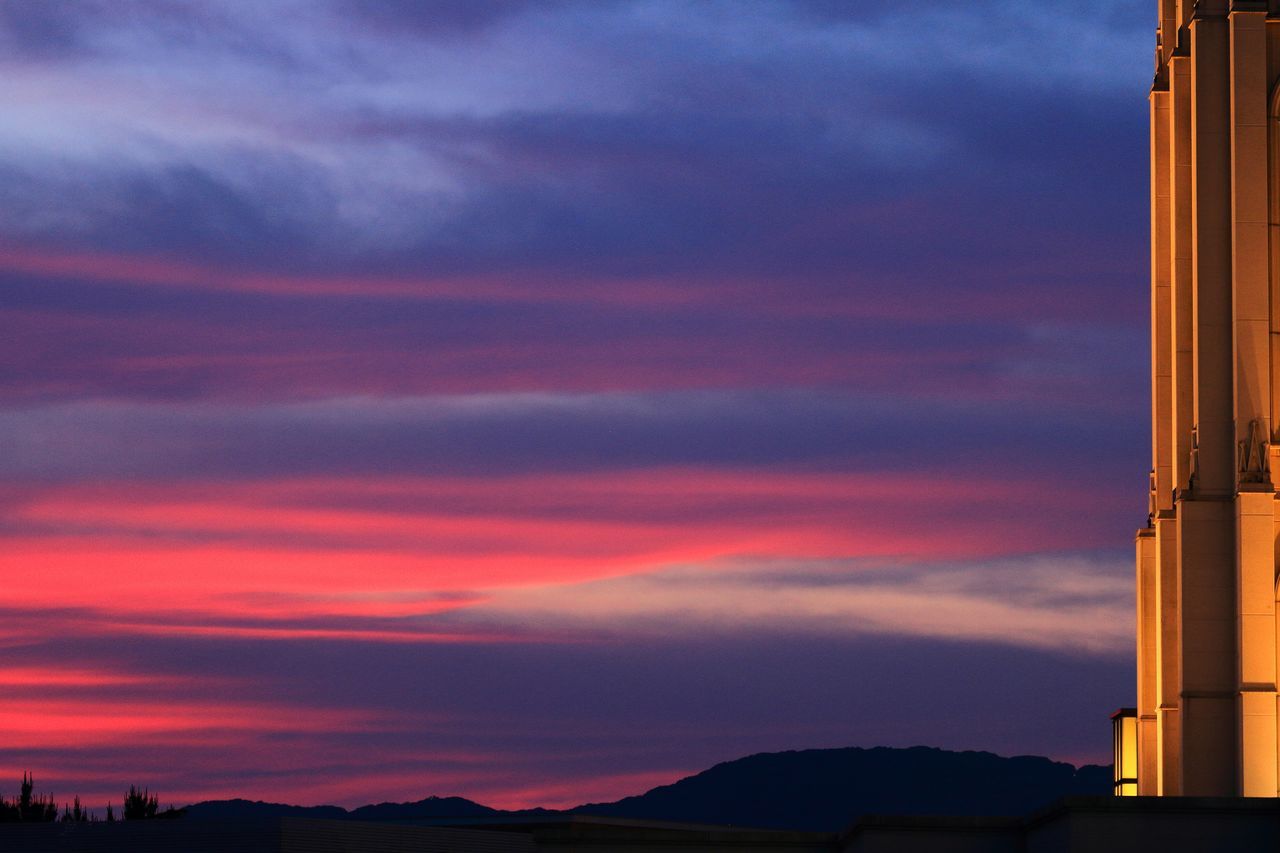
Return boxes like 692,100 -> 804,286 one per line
1111,708 -> 1138,796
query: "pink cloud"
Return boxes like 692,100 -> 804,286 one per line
0,698 -> 378,749
0,468 -> 1129,650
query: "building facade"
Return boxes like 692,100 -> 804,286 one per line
1139,0 -> 1280,797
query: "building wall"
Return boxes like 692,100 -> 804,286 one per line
1140,0 -> 1280,798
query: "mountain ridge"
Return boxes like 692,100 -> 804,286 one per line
181,745 -> 1111,831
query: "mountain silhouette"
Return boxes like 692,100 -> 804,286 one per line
349,797 -> 503,822
182,746 -> 1111,831
573,746 -> 1110,830
180,798 -> 349,820
182,795 -> 503,822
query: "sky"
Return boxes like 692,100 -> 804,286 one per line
0,0 -> 1153,811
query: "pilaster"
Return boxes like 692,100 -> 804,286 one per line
1190,12 -> 1235,497
1176,496 -> 1238,795
1160,1 -> 1179,69
1228,6 -> 1279,798
1155,513 -> 1183,794
1172,53 -> 1197,491
1236,490 -> 1278,794
1137,528 -> 1160,795
1156,87 -> 1176,509
1229,9 -> 1270,444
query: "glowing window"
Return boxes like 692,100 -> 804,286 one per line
1110,708 -> 1138,797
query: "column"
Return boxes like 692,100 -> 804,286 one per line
1181,9 -> 1239,797
1137,529 -> 1160,795
1172,52 -> 1195,494
1163,47 -> 1194,797
1155,513 -> 1182,793
1229,6 -> 1278,798
1155,83 -> 1176,514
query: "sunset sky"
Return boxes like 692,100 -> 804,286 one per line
0,1 -> 1150,810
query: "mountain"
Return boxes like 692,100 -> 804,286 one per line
573,746 -> 1112,830
182,746 -> 1112,832
181,798 -> 348,820
349,797 -> 500,822
183,795 -> 499,822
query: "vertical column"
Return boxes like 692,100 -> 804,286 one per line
1155,513 -> 1182,793
1269,16 -> 1280,435
1137,530 -> 1160,795
1163,48 -> 1194,797
1161,1 -> 1178,68
1271,18 -> 1280,421
1155,84 -> 1177,513
1259,13 -> 1280,794
1143,72 -> 1175,798
1237,489 -> 1276,797
1238,490 -> 1278,796
1177,497 -> 1237,796
1229,7 -> 1278,798
1230,10 -> 1270,450
1181,10 -> 1238,797
1276,565 -> 1280,793
1173,53 -> 1196,493
1191,12 -> 1235,497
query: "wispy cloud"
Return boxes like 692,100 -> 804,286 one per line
0,391 -> 1140,480
458,554 -> 1133,655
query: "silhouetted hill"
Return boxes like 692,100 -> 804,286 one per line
182,798 -> 348,820
183,795 -> 502,822
349,797 -> 499,821
572,746 -> 1111,830
182,746 -> 1112,832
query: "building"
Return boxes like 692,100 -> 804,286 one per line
1137,0 -> 1280,797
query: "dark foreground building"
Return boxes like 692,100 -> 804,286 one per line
3,798 -> 1279,853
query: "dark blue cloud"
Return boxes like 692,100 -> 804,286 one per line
0,388 -> 1142,487
337,0 -> 588,35
0,2 -> 82,58
0,0 -> 1150,297
1,261 -> 1146,414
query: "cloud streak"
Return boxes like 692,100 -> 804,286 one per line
462,555 -> 1133,654
0,391 -> 1141,481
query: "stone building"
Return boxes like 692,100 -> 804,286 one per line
1137,0 -> 1280,797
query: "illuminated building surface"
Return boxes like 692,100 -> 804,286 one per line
1138,0 -> 1280,798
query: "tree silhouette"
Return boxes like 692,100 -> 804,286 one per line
0,775 -> 171,823
60,796 -> 89,822
123,785 -> 158,820
0,772 -> 58,822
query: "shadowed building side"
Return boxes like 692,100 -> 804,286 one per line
1140,0 -> 1280,798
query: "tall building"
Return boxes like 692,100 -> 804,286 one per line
1138,0 -> 1280,797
